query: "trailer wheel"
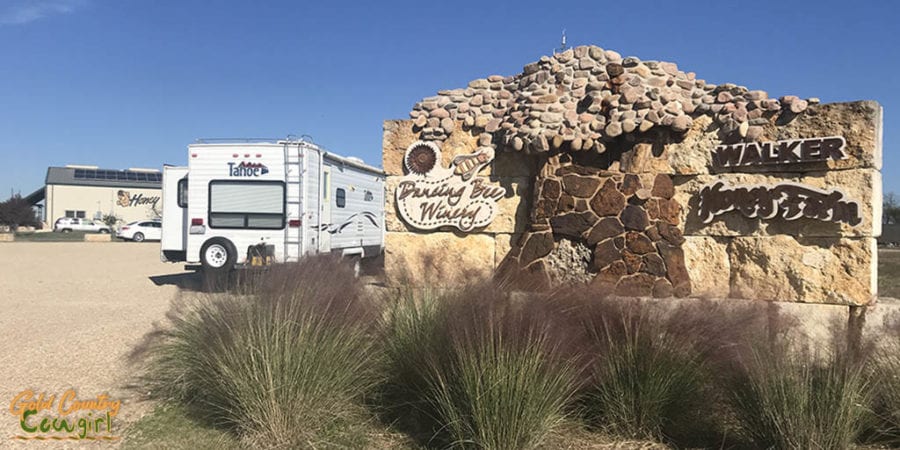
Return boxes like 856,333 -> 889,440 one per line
201,238 -> 235,271
201,238 -> 236,292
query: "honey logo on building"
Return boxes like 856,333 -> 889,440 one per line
117,190 -> 161,208
395,141 -> 506,232
8,389 -> 121,441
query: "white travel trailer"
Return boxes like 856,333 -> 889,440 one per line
160,138 -> 385,277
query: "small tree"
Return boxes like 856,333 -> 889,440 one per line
150,202 -> 162,220
0,195 -> 39,231
102,213 -> 120,228
885,192 -> 900,225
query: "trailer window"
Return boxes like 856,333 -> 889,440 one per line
208,181 -> 285,229
177,178 -> 188,208
336,188 -> 346,208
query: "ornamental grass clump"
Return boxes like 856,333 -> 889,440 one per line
382,284 -> 586,449
871,346 -> 900,444
379,285 -> 447,439
727,336 -> 874,450
576,296 -> 759,446
140,256 -> 382,448
858,317 -> 900,445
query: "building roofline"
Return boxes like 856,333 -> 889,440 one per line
45,166 -> 162,189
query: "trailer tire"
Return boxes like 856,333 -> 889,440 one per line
201,238 -> 236,292
201,238 -> 236,272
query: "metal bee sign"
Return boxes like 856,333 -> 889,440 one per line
395,141 -> 507,232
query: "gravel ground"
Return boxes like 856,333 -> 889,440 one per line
0,242 -> 188,448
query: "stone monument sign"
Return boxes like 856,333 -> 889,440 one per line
383,45 -> 882,305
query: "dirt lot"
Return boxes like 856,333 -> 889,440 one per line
880,249 -> 900,298
0,242 -> 190,446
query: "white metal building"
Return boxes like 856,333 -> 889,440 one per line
31,165 -> 163,228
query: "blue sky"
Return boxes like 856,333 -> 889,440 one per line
1,0 -> 898,197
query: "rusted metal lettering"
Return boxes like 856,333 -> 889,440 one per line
712,136 -> 847,169
697,181 -> 861,226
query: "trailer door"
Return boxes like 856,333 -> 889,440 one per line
161,166 -> 189,262
319,166 -> 331,252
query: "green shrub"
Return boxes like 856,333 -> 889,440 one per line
727,341 -> 873,450
0,194 -> 39,230
382,285 -> 583,449
141,256 -> 382,448
101,213 -> 120,228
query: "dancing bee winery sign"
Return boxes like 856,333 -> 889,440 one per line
395,141 -> 506,232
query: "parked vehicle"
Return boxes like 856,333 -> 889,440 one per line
160,138 -> 385,279
53,218 -> 111,233
118,220 -> 162,242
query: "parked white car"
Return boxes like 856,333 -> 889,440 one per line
117,220 -> 162,242
53,218 -> 111,233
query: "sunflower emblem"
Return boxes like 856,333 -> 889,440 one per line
404,141 -> 440,176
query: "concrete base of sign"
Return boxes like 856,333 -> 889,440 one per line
84,233 -> 111,242
614,295 -> 895,359
859,297 -> 900,352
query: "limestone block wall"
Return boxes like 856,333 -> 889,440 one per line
383,120 -> 535,286
383,45 -> 882,306
671,101 -> 882,305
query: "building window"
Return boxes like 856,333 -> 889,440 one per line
65,210 -> 86,219
208,180 -> 285,229
336,188 -> 346,208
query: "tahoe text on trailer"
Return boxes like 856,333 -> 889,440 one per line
160,138 -> 385,278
